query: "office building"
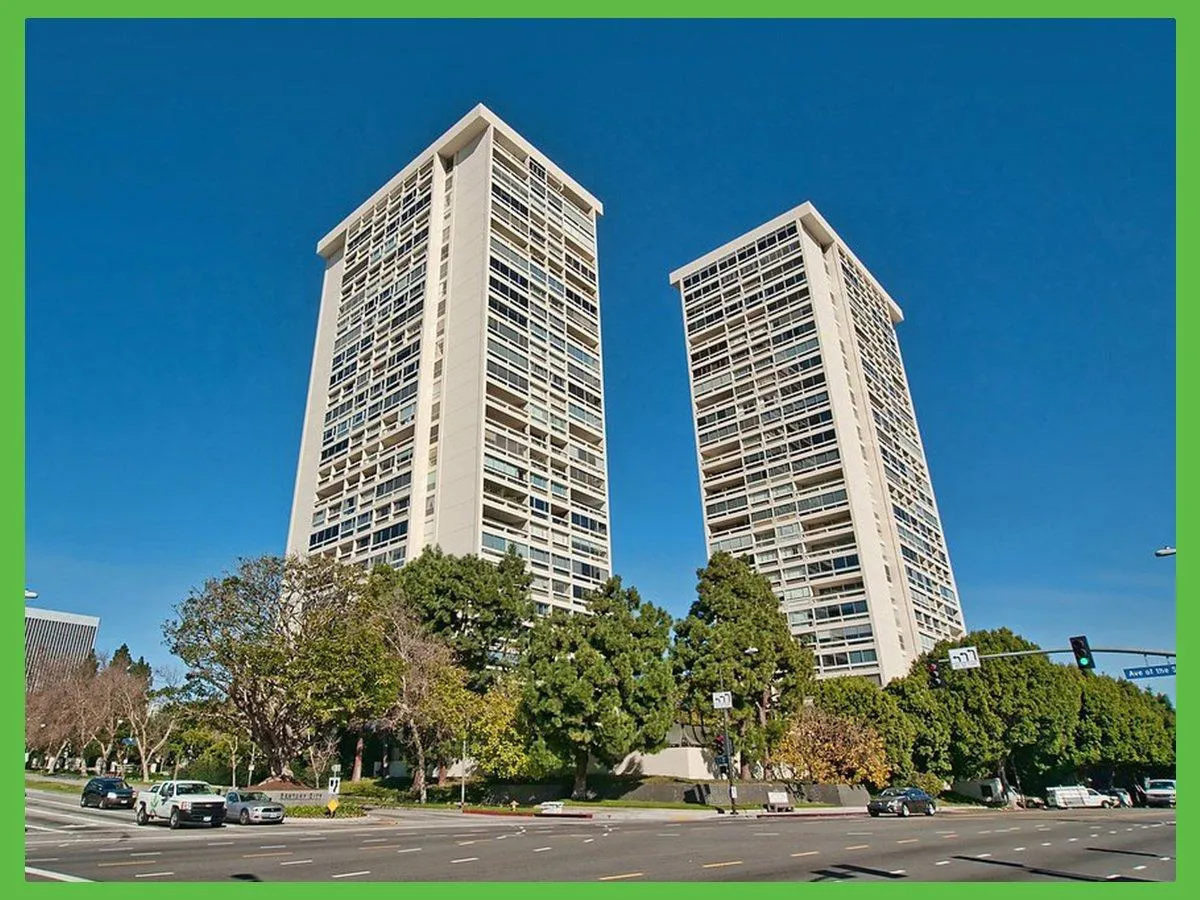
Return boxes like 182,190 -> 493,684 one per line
287,105 -> 611,616
25,606 -> 100,692
670,202 -> 965,684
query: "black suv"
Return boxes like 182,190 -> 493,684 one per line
80,777 -> 136,809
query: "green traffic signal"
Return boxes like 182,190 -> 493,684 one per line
1069,635 -> 1095,670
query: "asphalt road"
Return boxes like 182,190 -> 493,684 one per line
25,789 -> 1175,882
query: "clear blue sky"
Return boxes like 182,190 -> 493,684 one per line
26,20 -> 1175,697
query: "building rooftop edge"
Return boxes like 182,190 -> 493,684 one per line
25,606 -> 101,627
668,201 -> 904,323
317,103 -> 603,258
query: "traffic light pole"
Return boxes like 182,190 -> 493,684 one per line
937,647 -> 1176,664
721,704 -> 737,816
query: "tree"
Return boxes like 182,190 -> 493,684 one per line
671,552 -> 813,778
521,577 -> 676,799
1071,674 -> 1175,786
374,546 -> 534,693
888,629 -> 1083,797
467,676 -> 561,781
811,676 -> 916,781
775,705 -> 891,788
164,554 -> 396,782
376,604 -> 473,803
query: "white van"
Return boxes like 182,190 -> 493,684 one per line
1046,786 -> 1114,809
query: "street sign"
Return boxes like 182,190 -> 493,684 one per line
712,691 -> 733,710
326,796 -> 339,815
330,763 -> 341,775
1123,664 -> 1176,680
949,646 -> 981,671
327,776 -> 341,796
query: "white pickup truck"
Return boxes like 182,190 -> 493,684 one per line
1144,779 -> 1176,808
135,780 -> 228,829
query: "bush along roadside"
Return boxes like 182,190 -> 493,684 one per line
284,802 -> 367,819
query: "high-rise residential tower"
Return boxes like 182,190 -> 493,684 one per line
670,202 -> 965,684
287,105 -> 611,616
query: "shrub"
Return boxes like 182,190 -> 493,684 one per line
285,803 -> 367,818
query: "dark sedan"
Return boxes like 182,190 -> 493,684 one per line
80,777 -> 136,809
868,787 -> 937,817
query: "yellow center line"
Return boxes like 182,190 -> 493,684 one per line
845,844 -> 870,850
598,872 -> 645,881
791,851 -> 819,857
702,860 -> 743,869
242,852 -> 293,858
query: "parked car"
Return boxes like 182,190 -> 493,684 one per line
1046,786 -> 1114,809
80,777 -> 136,810
135,780 -> 227,829
868,787 -> 936,817
1145,779 -> 1176,808
225,790 -> 286,825
1103,788 -> 1133,808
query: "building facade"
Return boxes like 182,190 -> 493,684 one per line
670,203 -> 965,684
287,105 -> 611,616
25,606 -> 100,692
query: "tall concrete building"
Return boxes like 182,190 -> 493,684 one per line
670,202 -> 965,684
287,105 -> 611,616
25,606 -> 100,692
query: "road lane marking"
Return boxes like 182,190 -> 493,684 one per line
456,840 -> 477,845
450,857 -> 478,864
332,870 -> 370,878
298,837 -> 327,842
583,838 -> 594,843
363,838 -> 389,844
207,841 -> 234,846
243,851 -> 292,858
1160,857 -> 1171,862
791,851 -> 819,857
702,860 -> 743,868
134,872 -> 174,878
752,832 -> 779,837
942,834 -> 957,839
25,858 -> 60,863
97,861 -> 158,868
846,832 -> 873,836
362,845 -> 401,851
890,869 -> 906,875
280,860 -> 312,866
845,844 -> 869,850
976,853 -> 992,859
24,867 -> 91,882
896,838 -> 918,844
259,844 -> 287,849
1014,847 -> 1026,852
1134,865 -> 1147,871
1068,838 -> 1078,842
935,860 -> 950,866
130,852 -> 161,857
1041,842 -> 1052,846
598,873 -> 644,881
397,848 -> 423,854
533,846 -> 552,852
978,830 -> 991,834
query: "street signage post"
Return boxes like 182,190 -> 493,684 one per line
1123,664 -> 1176,679
327,776 -> 341,796
948,646 -> 981,671
712,690 -> 736,815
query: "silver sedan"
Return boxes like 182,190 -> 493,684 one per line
224,790 -> 285,825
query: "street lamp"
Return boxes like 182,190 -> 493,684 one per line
1155,546 -> 1176,558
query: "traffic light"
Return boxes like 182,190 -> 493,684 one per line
1069,635 -> 1095,670
927,662 -> 944,688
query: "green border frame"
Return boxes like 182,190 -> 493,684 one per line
8,8 -> 1183,897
